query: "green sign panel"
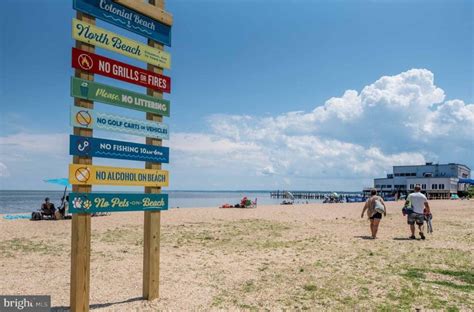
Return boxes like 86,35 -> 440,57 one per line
69,192 -> 168,213
71,77 -> 170,117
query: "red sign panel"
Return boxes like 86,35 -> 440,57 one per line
71,48 -> 170,93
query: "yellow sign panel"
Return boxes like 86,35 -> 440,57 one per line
72,18 -> 171,69
69,164 -> 169,187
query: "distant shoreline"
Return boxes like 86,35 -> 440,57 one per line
0,189 -> 364,193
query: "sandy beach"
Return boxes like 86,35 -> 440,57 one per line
0,200 -> 473,311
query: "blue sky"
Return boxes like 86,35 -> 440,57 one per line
0,0 -> 473,191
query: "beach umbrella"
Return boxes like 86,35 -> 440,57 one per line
43,178 -> 71,205
43,178 -> 70,187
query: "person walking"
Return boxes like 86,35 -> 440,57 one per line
361,189 -> 387,239
405,185 -> 431,240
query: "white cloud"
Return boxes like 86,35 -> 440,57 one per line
0,69 -> 471,190
0,132 -> 69,161
360,68 -> 445,109
170,68 -> 472,190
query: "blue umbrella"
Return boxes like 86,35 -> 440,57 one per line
43,178 -> 71,187
43,178 -> 71,208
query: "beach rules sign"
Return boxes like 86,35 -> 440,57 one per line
71,48 -> 171,93
73,0 -> 171,46
69,135 -> 169,163
68,164 -> 169,186
70,106 -> 169,139
70,0 -> 173,309
69,193 -> 168,213
72,18 -> 171,69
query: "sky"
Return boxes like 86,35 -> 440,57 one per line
0,0 -> 473,191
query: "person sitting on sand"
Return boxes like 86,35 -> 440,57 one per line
405,185 -> 431,240
41,197 -> 56,219
361,189 -> 387,239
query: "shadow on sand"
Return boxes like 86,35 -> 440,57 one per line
51,297 -> 143,311
354,235 -> 374,240
393,237 -> 418,241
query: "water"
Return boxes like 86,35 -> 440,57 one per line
0,190 -> 323,214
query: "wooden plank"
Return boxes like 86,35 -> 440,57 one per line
70,12 -> 94,312
72,19 -> 171,69
143,0 -> 165,301
114,0 -> 173,26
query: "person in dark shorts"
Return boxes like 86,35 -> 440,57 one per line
405,185 -> 431,240
361,189 -> 387,239
40,197 -> 56,219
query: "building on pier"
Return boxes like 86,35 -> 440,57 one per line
372,162 -> 471,199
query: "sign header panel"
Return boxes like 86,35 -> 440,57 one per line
73,0 -> 171,46
72,18 -> 171,69
71,48 -> 170,93
69,192 -> 168,213
68,164 -> 169,186
70,106 -> 169,140
71,77 -> 170,116
115,0 -> 173,26
69,135 -> 169,163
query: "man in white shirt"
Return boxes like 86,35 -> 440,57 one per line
405,185 -> 431,240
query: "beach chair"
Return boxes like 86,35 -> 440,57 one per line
40,208 -> 56,220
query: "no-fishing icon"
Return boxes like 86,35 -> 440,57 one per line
75,110 -> 92,127
74,167 -> 91,183
77,137 -> 91,153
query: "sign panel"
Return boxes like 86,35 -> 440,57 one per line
69,164 -> 169,186
72,18 -> 171,69
71,77 -> 170,115
73,0 -> 171,46
70,106 -> 169,139
115,0 -> 173,26
69,192 -> 168,213
69,135 -> 169,163
71,48 -> 170,93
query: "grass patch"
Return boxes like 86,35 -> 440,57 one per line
403,268 -> 426,280
401,268 -> 474,292
242,280 -> 257,293
302,284 -> 317,292
98,226 -> 142,246
0,238 -> 63,257
434,269 -> 474,284
163,219 -> 294,251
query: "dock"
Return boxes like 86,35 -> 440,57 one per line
270,190 -> 364,200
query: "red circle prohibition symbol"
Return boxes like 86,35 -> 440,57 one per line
75,167 -> 91,183
76,110 -> 92,126
78,54 -> 93,70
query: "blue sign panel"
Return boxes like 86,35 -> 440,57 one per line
70,106 -> 169,140
69,135 -> 169,163
73,0 -> 171,46
69,193 -> 168,213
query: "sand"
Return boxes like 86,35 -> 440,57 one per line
0,200 -> 473,311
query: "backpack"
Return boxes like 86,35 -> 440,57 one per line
374,199 -> 385,214
31,212 -> 42,221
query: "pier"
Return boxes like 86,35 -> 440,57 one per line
270,190 -> 364,200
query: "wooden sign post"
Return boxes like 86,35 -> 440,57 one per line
70,12 -> 94,312
69,0 -> 172,310
143,0 -> 165,300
